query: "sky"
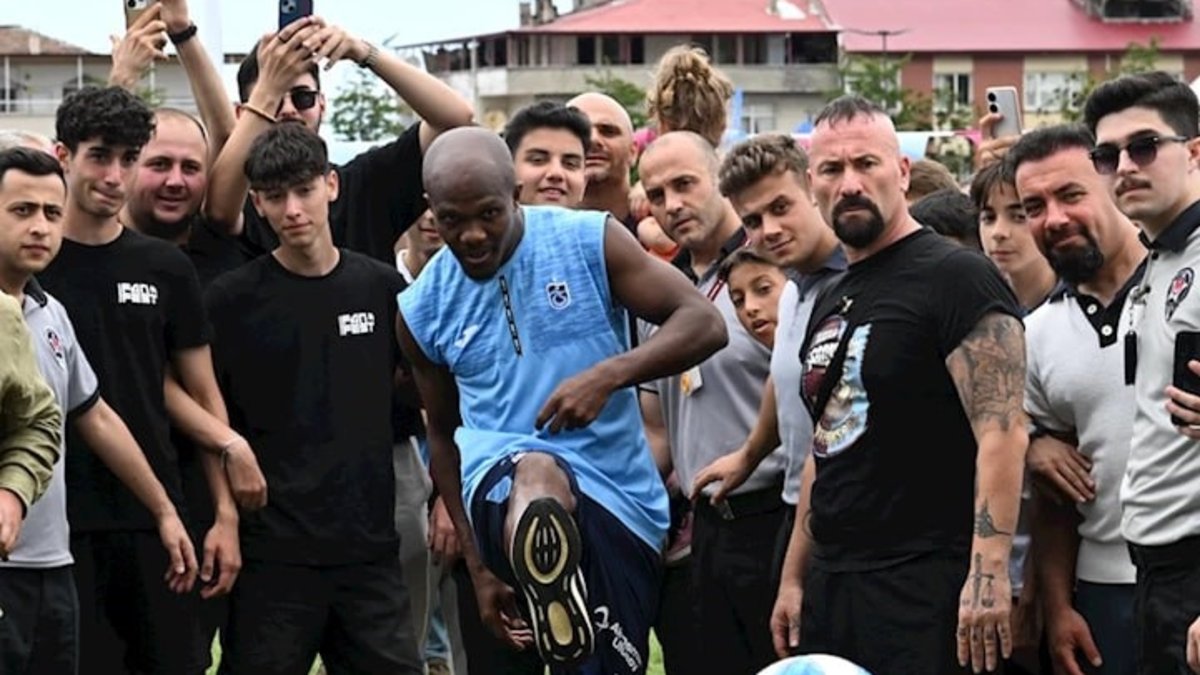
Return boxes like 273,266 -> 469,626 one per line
5,0 -> 572,100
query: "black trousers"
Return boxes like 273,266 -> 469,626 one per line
0,566 -> 78,675
691,488 -> 786,675
1128,537 -> 1200,675
654,556 -> 703,675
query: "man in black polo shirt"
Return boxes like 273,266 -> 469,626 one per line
207,123 -> 419,673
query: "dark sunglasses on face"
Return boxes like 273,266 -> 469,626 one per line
276,87 -> 320,115
1089,134 -> 1191,175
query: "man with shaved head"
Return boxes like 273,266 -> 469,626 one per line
567,92 -> 638,228
398,126 -> 726,674
775,95 -> 1026,675
637,130 -> 784,674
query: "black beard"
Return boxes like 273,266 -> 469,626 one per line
831,195 -> 886,248
1048,242 -> 1104,285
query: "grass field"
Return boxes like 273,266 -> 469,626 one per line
206,634 -> 667,674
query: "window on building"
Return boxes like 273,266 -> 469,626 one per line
744,35 -> 768,65
933,72 -> 972,110
630,35 -> 645,64
577,36 -> 596,65
690,35 -> 715,57
516,37 -> 531,66
0,88 -> 16,113
788,33 -> 838,64
1024,71 -> 1085,111
717,34 -> 738,64
741,104 -> 777,134
601,34 -> 620,64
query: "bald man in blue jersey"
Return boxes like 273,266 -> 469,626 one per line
397,127 -> 726,675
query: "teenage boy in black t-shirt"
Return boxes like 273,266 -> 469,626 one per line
207,123 -> 420,674
777,96 -> 1027,675
38,86 -> 229,675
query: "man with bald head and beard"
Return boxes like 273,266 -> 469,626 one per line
397,127 -> 726,675
567,93 -> 639,229
777,96 -> 1027,675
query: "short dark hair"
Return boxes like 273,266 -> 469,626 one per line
910,188 -> 982,250
1083,70 -> 1199,139
503,101 -> 591,156
719,133 -> 809,199
0,147 -> 66,190
244,122 -> 329,191
55,86 -> 155,153
1004,124 -> 1096,181
237,42 -> 322,103
814,95 -> 887,128
718,246 -> 778,284
969,162 -> 1014,212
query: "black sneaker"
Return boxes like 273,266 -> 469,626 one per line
509,497 -> 594,666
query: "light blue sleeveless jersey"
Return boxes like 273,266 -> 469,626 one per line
398,206 -> 668,549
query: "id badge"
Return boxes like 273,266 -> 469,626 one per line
680,365 -> 704,396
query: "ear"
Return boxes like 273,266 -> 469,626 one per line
1187,136 -> 1200,171
326,168 -> 340,202
513,182 -> 523,205
249,190 -> 266,218
897,154 -> 912,195
54,142 -> 70,171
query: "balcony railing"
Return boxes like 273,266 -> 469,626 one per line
0,97 -> 199,116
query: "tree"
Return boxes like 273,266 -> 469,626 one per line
582,71 -> 649,129
1055,38 -> 1161,122
836,53 -> 932,130
329,66 -> 413,142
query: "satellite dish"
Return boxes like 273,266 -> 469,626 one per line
483,109 -> 509,132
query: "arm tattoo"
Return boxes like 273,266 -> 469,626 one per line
946,312 -> 1025,433
974,500 -> 1011,538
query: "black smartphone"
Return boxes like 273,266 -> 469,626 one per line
279,0 -> 314,30
1171,331 -> 1200,426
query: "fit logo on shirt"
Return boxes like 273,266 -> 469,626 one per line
116,282 -> 159,306
338,312 -> 376,337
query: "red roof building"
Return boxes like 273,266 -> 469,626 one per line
825,0 -> 1200,126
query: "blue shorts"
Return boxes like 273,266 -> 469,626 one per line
470,452 -> 663,675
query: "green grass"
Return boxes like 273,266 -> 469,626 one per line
207,634 -> 666,674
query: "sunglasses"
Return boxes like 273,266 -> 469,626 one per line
276,87 -> 320,115
1089,134 -> 1190,175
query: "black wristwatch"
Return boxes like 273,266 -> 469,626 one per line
168,23 -> 198,46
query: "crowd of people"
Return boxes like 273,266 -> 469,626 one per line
2,3 -> 1200,675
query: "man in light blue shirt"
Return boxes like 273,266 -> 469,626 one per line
397,127 -> 726,675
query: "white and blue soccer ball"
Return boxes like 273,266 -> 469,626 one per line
757,654 -> 873,675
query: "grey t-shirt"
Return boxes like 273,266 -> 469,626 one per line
3,282 -> 99,568
774,255 -> 846,505
643,272 -> 784,499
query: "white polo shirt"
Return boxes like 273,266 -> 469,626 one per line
1026,269 -> 1143,584
1120,200 -> 1200,547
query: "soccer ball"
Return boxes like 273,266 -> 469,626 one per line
757,654 -> 873,675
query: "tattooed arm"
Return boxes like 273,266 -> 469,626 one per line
945,311 -> 1028,673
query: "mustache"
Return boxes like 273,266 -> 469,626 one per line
1115,177 -> 1152,197
832,194 -> 881,219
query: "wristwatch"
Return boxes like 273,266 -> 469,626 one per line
168,23 -> 198,46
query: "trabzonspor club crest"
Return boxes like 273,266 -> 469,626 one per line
546,280 -> 571,310
1166,267 -> 1194,321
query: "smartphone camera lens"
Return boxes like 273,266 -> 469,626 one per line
989,104 -> 998,113
126,0 -> 137,7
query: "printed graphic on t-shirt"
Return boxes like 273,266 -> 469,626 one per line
802,316 -> 871,458
337,311 -> 376,336
116,282 -> 159,306
546,279 -> 571,310
43,326 -> 66,369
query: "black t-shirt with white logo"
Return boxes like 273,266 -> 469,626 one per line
800,229 -> 1019,570
238,126 -> 426,266
205,250 -> 404,565
38,227 -> 210,532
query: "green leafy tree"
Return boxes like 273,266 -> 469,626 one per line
1056,38 -> 1161,122
582,71 -> 649,129
329,67 -> 413,142
836,53 -> 932,130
